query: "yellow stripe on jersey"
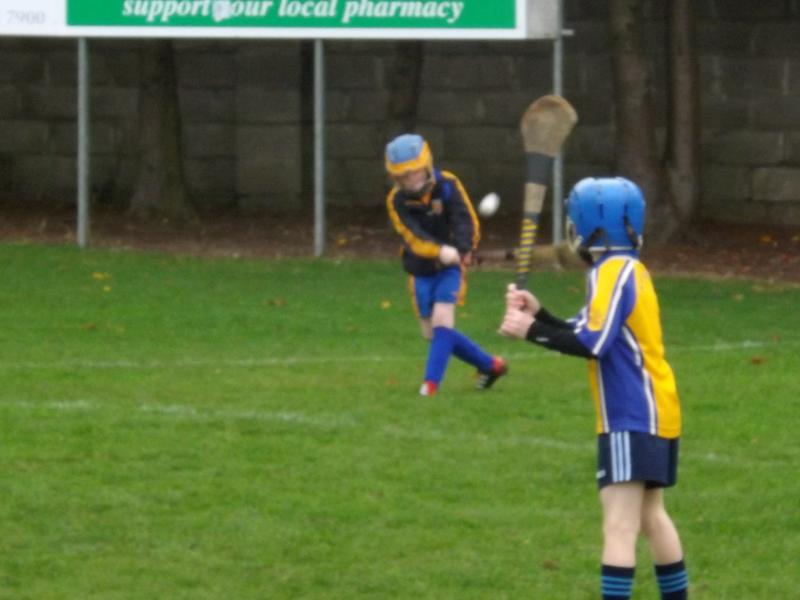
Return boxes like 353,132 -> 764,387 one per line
407,275 -> 420,318
385,187 -> 440,259
457,264 -> 467,306
587,360 -> 606,433
442,170 -> 481,249
625,262 -> 681,438
587,257 -> 630,332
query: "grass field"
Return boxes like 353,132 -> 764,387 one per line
1,243 -> 798,599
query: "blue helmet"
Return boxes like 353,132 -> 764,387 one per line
565,177 -> 645,253
385,134 -> 433,178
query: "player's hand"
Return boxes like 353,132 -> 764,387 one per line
505,283 -> 541,316
499,308 -> 535,339
438,245 -> 461,266
460,251 -> 473,267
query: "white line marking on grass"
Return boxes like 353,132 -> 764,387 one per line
2,398 -> 597,454
379,423 -> 593,453
5,399 -> 359,429
673,339 -> 800,352
1,339 -> 797,371
5,398 -> 791,468
4,399 -> 106,411
0,355 -> 425,371
139,403 -> 360,428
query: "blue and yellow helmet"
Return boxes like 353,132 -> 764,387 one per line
566,177 -> 645,253
385,134 -> 433,178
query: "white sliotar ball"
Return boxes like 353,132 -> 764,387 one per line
478,192 -> 500,217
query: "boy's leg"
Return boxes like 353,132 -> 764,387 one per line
600,482 -> 644,566
642,488 -> 688,599
600,565 -> 636,600
417,268 -> 505,393
433,304 -> 507,389
431,301 -> 455,329
599,482 -> 644,599
449,329 -> 494,373
410,275 -> 443,394
431,268 -> 506,386
418,317 -> 432,341
653,560 -> 689,600
641,488 -> 684,564
419,302 -> 456,394
419,267 -> 470,393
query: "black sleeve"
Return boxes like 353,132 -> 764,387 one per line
526,319 -> 595,359
535,307 -> 573,330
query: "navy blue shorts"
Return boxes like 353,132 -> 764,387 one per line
409,266 -> 463,318
596,431 -> 679,490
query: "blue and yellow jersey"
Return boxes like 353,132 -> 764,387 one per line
574,253 -> 681,438
386,168 -> 480,276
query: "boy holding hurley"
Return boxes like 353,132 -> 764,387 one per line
499,177 -> 689,599
384,133 -> 507,396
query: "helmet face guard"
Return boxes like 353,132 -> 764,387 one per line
385,134 -> 434,197
565,177 -> 645,257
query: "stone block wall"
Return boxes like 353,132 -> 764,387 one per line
0,0 -> 799,225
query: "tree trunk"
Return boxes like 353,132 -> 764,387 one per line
609,0 -> 677,242
667,0 -> 700,224
129,40 -> 193,222
386,41 -> 424,135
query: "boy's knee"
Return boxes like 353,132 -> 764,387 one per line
641,507 -> 672,538
419,319 -> 433,340
603,516 -> 641,542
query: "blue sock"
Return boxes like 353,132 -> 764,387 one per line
449,329 -> 494,373
424,327 -> 455,384
655,560 -> 688,599
601,564 -> 635,599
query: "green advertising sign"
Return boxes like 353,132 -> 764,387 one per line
67,0 -> 518,30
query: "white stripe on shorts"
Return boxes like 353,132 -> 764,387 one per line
623,432 -> 631,480
611,432 -> 632,483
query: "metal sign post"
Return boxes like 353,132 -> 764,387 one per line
77,37 -> 90,248
313,39 -> 325,258
552,0 -> 565,244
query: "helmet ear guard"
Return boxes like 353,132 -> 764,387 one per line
623,215 -> 643,251
564,177 -> 646,257
565,215 -> 594,265
384,133 -> 435,198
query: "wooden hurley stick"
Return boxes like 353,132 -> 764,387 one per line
516,95 -> 578,289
